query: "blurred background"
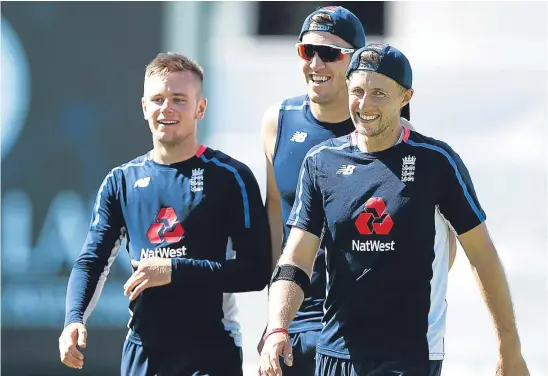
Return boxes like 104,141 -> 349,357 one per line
1,1 -> 546,375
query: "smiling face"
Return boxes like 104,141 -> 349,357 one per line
348,70 -> 413,137
142,70 -> 206,147
300,31 -> 354,106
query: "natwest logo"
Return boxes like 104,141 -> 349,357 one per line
141,247 -> 187,259
353,197 -> 395,252
355,197 -> 394,235
146,207 -> 184,244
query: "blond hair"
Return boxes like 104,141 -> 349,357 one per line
144,52 -> 204,87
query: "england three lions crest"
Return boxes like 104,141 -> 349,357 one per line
401,155 -> 416,182
190,168 -> 204,192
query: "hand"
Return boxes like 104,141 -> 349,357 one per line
124,258 -> 172,300
495,353 -> 530,376
59,323 -> 87,369
258,331 -> 293,376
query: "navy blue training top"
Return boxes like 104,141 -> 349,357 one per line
65,146 -> 271,349
288,129 -> 485,360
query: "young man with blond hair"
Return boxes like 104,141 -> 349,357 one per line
59,52 -> 271,376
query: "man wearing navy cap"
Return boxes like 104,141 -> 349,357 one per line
59,52 -> 272,376
259,44 -> 530,376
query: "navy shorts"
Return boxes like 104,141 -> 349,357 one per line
315,353 -> 443,376
121,339 -> 243,376
281,330 -> 319,376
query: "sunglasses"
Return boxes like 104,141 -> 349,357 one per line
296,43 -> 355,63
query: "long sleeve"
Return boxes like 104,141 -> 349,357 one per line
64,170 -> 125,326
171,163 -> 272,292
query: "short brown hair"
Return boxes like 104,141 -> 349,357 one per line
144,52 -> 204,85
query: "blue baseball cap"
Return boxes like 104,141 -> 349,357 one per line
299,6 -> 366,49
346,43 -> 413,89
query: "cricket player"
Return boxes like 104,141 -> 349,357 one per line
59,52 -> 271,376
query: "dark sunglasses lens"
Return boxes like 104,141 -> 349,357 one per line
315,45 -> 342,62
299,44 -> 342,62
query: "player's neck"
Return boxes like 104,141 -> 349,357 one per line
309,98 -> 351,124
356,123 -> 403,153
151,138 -> 200,165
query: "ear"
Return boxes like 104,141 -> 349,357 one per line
401,88 -> 414,109
196,97 -> 207,121
141,97 -> 147,120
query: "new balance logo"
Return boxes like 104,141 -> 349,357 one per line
290,131 -> 308,143
336,165 -> 356,175
133,177 -> 150,188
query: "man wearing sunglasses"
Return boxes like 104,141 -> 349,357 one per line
259,5 -> 457,376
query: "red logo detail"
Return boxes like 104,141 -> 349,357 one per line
354,198 -> 394,235
146,207 -> 185,244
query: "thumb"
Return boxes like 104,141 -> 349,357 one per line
131,259 -> 140,269
282,341 -> 293,367
77,326 -> 87,348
